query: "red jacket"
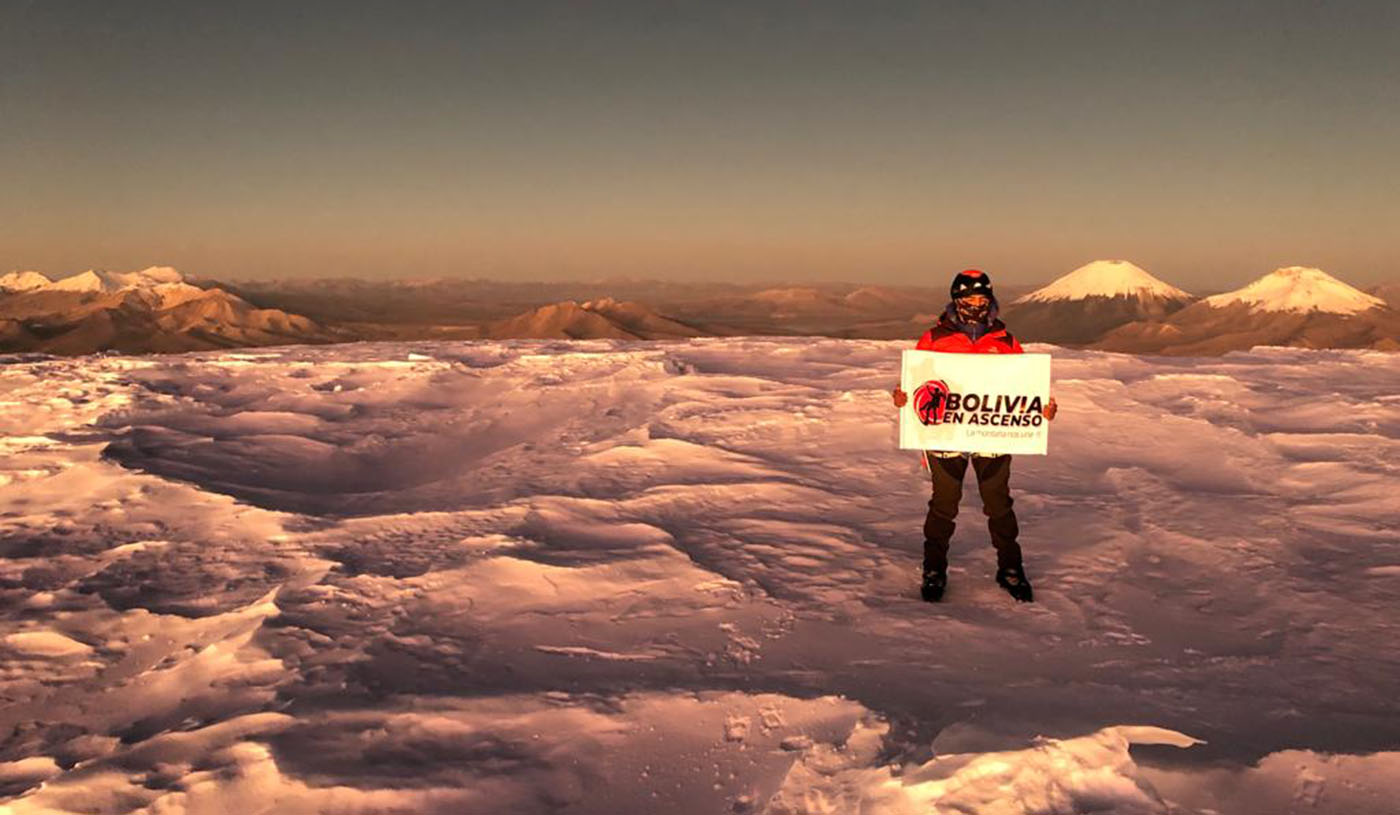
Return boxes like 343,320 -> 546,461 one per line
916,315 -> 1024,354
914,313 -> 1024,462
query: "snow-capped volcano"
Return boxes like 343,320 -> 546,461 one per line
1097,266 -> 1398,354
1203,266 -> 1385,315
1014,259 -> 1192,304
1001,260 -> 1195,345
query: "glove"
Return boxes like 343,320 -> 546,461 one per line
1043,397 -> 1058,420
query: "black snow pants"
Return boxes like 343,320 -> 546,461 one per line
922,453 -> 1022,573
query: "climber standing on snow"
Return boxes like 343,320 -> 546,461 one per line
892,269 -> 1057,603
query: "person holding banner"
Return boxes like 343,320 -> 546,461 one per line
891,269 -> 1057,604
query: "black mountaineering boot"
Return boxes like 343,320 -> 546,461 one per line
995,565 -> 1034,603
921,569 -> 948,603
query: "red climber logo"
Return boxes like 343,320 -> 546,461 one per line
913,380 -> 951,425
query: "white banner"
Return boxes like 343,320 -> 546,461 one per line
899,350 -> 1052,456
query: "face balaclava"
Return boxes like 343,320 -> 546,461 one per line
955,297 -> 992,324
948,269 -> 996,326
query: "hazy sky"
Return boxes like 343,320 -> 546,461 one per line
2,0 -> 1397,287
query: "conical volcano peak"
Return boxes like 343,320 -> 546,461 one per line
1203,266 -> 1384,315
1016,260 -> 1192,303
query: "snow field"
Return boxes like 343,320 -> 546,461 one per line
0,339 -> 1397,813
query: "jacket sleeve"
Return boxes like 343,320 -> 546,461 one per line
1008,334 -> 1025,353
915,330 -> 935,350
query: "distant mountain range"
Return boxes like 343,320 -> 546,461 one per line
3,263 -> 1396,355
229,277 -> 961,340
481,298 -> 706,340
0,267 -> 340,354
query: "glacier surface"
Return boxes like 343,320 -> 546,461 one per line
0,338 -> 1397,814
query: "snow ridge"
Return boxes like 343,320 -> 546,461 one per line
1016,259 -> 1192,304
0,271 -> 52,292
47,266 -> 188,294
1203,266 -> 1385,315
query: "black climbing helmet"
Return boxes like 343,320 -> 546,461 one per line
950,269 -> 994,300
